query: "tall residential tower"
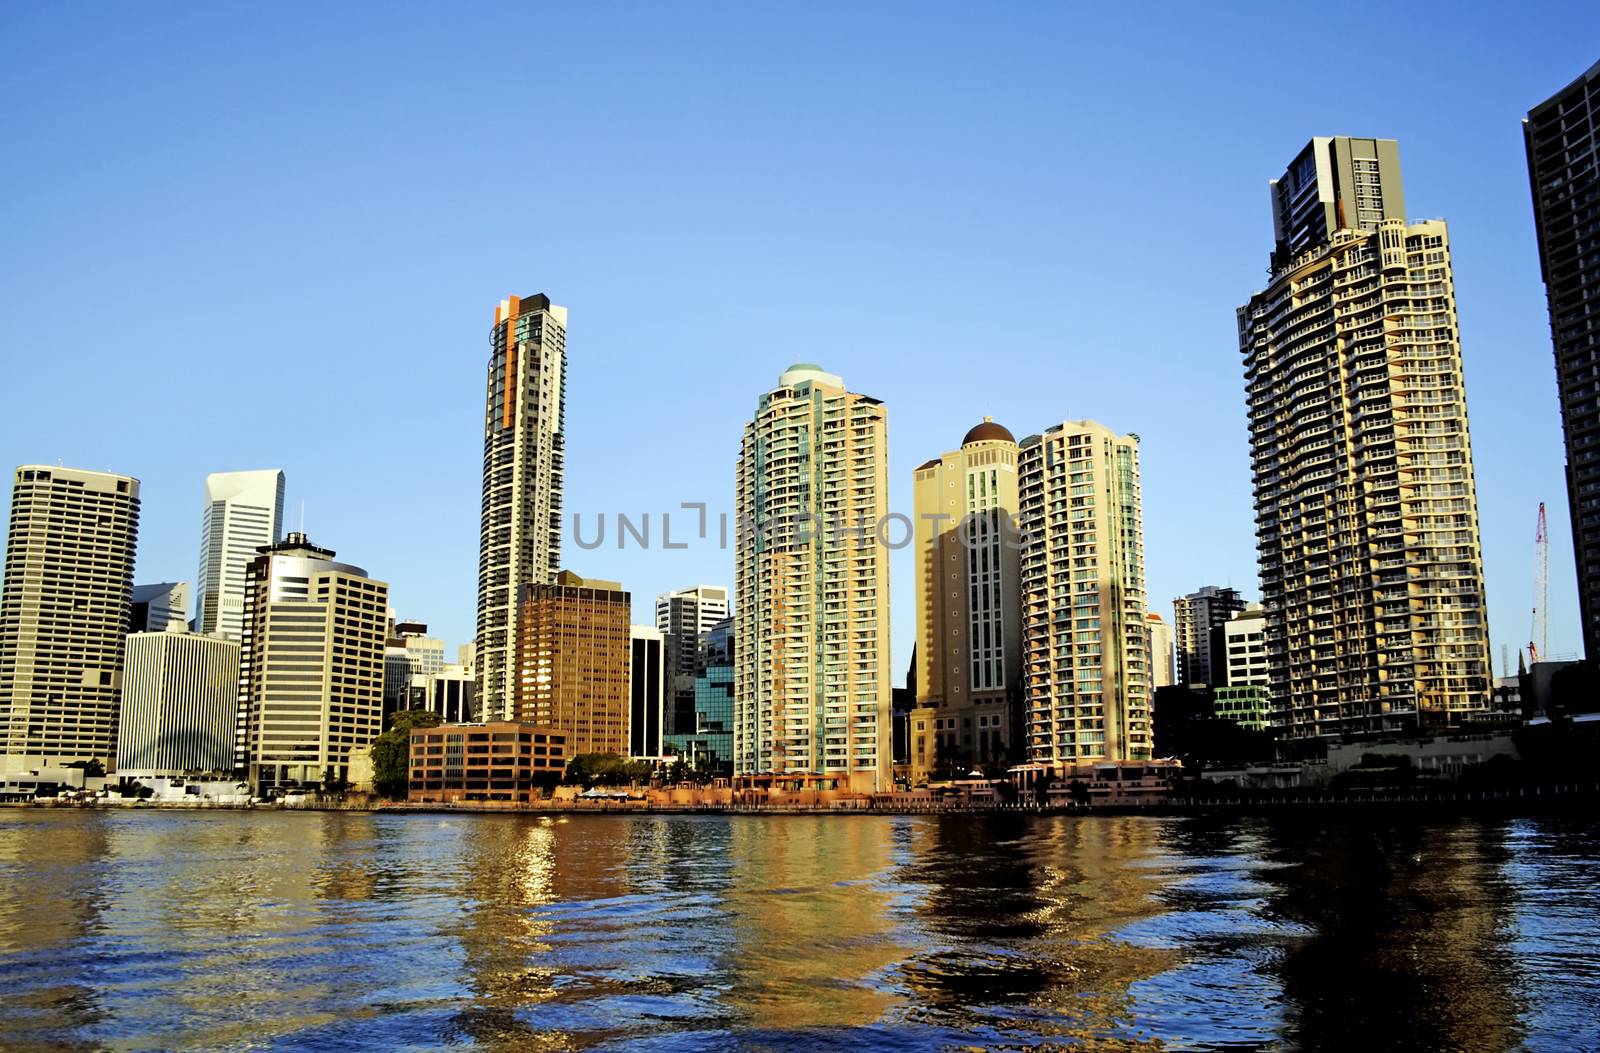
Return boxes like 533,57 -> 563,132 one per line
734,364 -> 891,792
194,470 -> 286,640
1238,137 -> 1492,737
1017,422 -> 1152,768
1526,60 -> 1600,661
0,466 -> 140,768
477,294 -> 567,721
910,419 -> 1022,783
1172,585 -> 1246,686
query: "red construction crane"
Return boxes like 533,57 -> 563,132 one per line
1530,502 -> 1549,665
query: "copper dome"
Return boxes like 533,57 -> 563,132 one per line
962,417 -> 1015,446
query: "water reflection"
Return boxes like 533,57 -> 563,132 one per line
0,809 -> 1594,1051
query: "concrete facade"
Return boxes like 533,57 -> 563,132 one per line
1,465 -> 140,768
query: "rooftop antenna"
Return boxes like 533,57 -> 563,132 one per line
299,500 -> 306,536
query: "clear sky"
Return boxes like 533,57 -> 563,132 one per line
2,3 -> 1595,678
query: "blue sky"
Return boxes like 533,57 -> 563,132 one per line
2,2 -> 1595,676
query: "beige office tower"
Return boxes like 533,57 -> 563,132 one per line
910,419 -> 1022,784
734,364 -> 891,793
477,293 -> 567,721
0,466 -> 140,768
1017,422 -> 1152,767
235,532 -> 388,792
1147,613 -> 1174,691
1238,137 -> 1491,738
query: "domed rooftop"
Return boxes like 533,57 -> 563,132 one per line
962,417 -> 1015,446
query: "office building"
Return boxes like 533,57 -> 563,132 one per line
734,364 -> 891,793
1017,421 -> 1151,768
1239,137 -> 1492,737
421,663 -> 476,724
656,584 -> 729,735
477,294 -> 567,721
514,571 -> 629,756
383,620 -> 446,719
630,625 -> 666,757
1526,61 -> 1600,660
1147,612 -> 1175,691
1173,586 -> 1246,686
194,470 -> 285,640
235,533 -> 388,792
910,418 -> 1022,783
1212,686 -> 1271,732
0,466 -> 140,768
663,615 -> 734,774
116,631 -> 239,775
1224,604 -> 1270,689
130,582 -> 189,633
408,722 -> 568,804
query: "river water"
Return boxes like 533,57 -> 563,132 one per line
0,810 -> 1596,1052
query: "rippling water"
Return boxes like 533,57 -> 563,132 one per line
0,810 -> 1596,1052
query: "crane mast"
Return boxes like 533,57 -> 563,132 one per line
1530,502 -> 1549,665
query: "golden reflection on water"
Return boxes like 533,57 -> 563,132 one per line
721,816 -> 904,1031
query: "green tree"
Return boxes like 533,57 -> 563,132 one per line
370,710 -> 442,798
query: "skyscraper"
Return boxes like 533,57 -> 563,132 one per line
117,631 -> 239,776
1525,60 -> 1600,661
656,584 -> 729,735
235,533 -> 388,792
734,364 -> 891,792
1146,612 -> 1174,691
1017,422 -> 1151,767
630,625 -> 666,757
1172,585 -> 1246,686
514,571 -> 630,756
0,466 -> 140,768
194,470 -> 286,641
910,418 -> 1022,783
130,581 -> 190,633
477,294 -> 567,721
1238,137 -> 1492,738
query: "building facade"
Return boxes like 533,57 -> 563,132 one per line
0,466 -> 140,768
234,533 -> 388,792
117,631 -> 240,775
477,294 -> 567,721
663,615 -> 734,774
734,364 -> 891,793
383,621 -> 446,720
1224,603 -> 1270,690
194,470 -> 285,640
421,663 -> 476,724
656,584 -> 729,736
514,571 -> 629,756
1017,422 -> 1151,768
130,582 -> 190,633
1239,137 -> 1493,738
1147,612 -> 1175,691
1526,60 -> 1600,661
1172,586 -> 1246,687
910,418 -> 1022,784
630,625 -> 666,757
408,722 -> 568,804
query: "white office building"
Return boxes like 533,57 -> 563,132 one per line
117,631 -> 240,776
195,470 -> 286,640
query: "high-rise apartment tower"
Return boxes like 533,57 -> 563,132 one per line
477,294 -> 567,721
1526,60 -> 1600,661
1017,422 -> 1151,767
1238,137 -> 1492,737
734,364 -> 891,792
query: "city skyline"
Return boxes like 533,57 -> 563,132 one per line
2,5 -> 1597,678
